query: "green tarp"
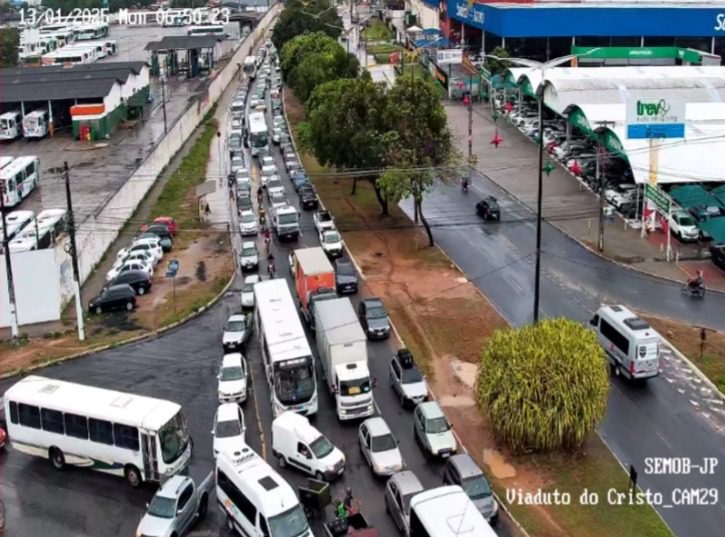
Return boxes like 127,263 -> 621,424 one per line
699,217 -> 725,244
669,185 -> 715,209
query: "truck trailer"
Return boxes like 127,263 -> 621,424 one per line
292,247 -> 335,326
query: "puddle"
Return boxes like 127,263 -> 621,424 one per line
483,448 -> 517,479
439,394 -> 476,407
450,359 -> 478,390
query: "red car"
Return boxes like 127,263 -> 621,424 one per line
141,216 -> 177,236
0,424 -> 6,451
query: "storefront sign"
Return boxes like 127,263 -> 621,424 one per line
645,184 -> 671,213
437,49 -> 463,65
626,97 -> 685,139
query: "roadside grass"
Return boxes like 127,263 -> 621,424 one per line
643,314 -> 725,393
361,19 -> 393,42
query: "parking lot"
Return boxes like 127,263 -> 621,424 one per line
0,44 -> 518,537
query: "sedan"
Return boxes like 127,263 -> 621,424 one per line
222,313 -> 252,351
334,260 -> 358,294
106,260 -> 152,283
359,417 -> 404,478
239,210 -> 258,236
239,241 -> 259,272
88,284 -> 136,314
413,401 -> 457,459
241,274 -> 260,309
108,269 -> 152,296
475,196 -> 501,221
298,185 -> 318,210
358,297 -> 391,340
213,403 -> 246,459
389,349 -> 428,407
320,229 -> 343,259
384,471 -> 424,535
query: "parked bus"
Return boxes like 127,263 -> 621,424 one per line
246,111 -> 269,157
0,111 -> 23,140
254,279 -> 318,417
22,109 -> 50,138
0,156 -> 15,170
187,24 -> 226,37
3,375 -> 192,487
46,28 -> 75,47
81,40 -> 117,59
39,23 -> 72,35
0,210 -> 35,243
8,209 -> 67,253
41,45 -> 97,66
73,22 -> 109,41
243,55 -> 257,79
0,156 -> 40,207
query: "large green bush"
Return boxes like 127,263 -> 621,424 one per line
475,318 -> 609,453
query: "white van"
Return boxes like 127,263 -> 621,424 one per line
272,412 -> 345,481
216,448 -> 313,537
409,486 -> 497,537
590,305 -> 660,380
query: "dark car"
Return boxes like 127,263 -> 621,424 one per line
138,232 -> 172,252
237,194 -> 253,212
89,284 -> 136,314
711,244 -> 725,271
143,223 -> 174,251
108,269 -> 152,296
298,185 -> 318,210
335,260 -> 358,294
358,297 -> 391,340
476,196 -> 501,221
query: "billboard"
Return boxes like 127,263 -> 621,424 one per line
626,98 -> 685,139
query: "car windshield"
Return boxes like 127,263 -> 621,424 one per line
221,365 -> 244,381
427,416 -> 450,434
267,504 -> 310,537
158,411 -> 190,464
242,247 -> 257,257
269,180 -> 282,190
337,263 -> 354,276
241,213 -> 255,223
677,215 -> 695,226
371,433 -> 397,452
324,232 -> 340,243
310,435 -> 334,459
462,475 -> 492,500
243,281 -> 256,292
226,319 -> 246,332
340,378 -> 371,396
278,213 -> 297,225
216,419 -> 241,438
401,366 -> 423,383
147,495 -> 176,519
366,306 -> 387,319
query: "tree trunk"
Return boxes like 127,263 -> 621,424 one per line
417,198 -> 435,247
413,201 -> 420,224
350,177 -> 357,195
371,178 -> 389,216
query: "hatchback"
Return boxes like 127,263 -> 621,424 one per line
334,260 -> 358,294
241,274 -> 260,309
108,269 -> 152,296
475,196 -> 500,221
384,471 -> 424,535
213,402 -> 246,459
217,352 -> 248,403
88,284 -> 136,314
239,210 -> 258,236
239,241 -> 259,272
442,454 -> 499,523
359,417 -> 404,477
413,401 -> 457,459
222,313 -> 252,351
358,297 -> 391,340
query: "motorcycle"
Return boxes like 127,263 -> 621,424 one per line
681,283 -> 706,299
461,177 -> 469,193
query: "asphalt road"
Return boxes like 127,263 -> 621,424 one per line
0,59 -> 516,537
400,173 -> 725,537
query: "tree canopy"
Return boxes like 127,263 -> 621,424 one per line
484,46 -> 512,76
281,32 -> 358,103
271,0 -> 343,52
475,318 -> 609,453
0,28 -> 19,68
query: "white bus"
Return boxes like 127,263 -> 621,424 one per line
8,209 -> 67,253
247,111 -> 269,157
243,55 -> 257,79
409,486 -> 497,537
73,22 -> 109,41
216,448 -> 313,537
3,375 -> 192,487
42,45 -> 97,66
81,40 -> 117,59
22,110 -> 49,137
254,279 -> 318,417
0,156 -> 40,208
187,25 -> 226,37
0,111 -> 23,140
0,210 -> 35,242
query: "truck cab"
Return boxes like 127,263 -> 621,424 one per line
334,362 -> 374,421
272,205 -> 299,241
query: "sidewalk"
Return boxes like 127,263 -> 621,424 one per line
446,102 -> 725,291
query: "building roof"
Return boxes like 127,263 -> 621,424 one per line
145,35 -> 221,51
1,77 -> 120,103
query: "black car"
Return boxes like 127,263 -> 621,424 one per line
89,284 -> 136,314
298,185 -> 319,210
108,269 -> 152,296
358,297 -> 391,340
143,224 -> 173,249
237,194 -> 253,212
476,196 -> 501,221
711,244 -> 725,271
335,260 -> 358,294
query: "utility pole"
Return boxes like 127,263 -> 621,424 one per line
533,84 -> 544,324
0,194 -> 20,339
63,162 -> 86,341
595,120 -> 615,252
160,73 -> 168,134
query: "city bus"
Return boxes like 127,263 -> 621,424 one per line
73,22 -> 109,41
254,279 -> 318,417
243,55 -> 257,79
246,111 -> 269,157
41,45 -> 97,66
0,111 -> 23,140
0,210 -> 34,242
81,40 -> 117,59
22,109 -> 50,137
187,25 -> 226,37
3,375 -> 192,487
8,209 -> 67,253
0,156 -> 40,208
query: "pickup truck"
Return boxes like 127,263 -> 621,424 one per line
135,472 -> 212,537
324,512 -> 380,537
314,209 -> 335,234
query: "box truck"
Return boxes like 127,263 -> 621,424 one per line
292,247 -> 336,327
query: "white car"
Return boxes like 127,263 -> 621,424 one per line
273,115 -> 285,128
358,417 -> 404,477
668,210 -> 700,242
605,184 -> 637,209
261,156 -> 275,168
239,210 -> 258,236
313,209 -> 335,233
213,402 -> 246,459
105,260 -> 152,282
319,229 -> 343,259
218,352 -> 248,403
267,178 -> 284,200
270,87 -> 280,98
270,192 -> 287,211
116,242 -> 162,266
241,274 -> 260,309
261,164 -> 278,186
231,156 -> 245,173
131,237 -> 163,260
114,249 -> 156,270
239,241 -> 259,272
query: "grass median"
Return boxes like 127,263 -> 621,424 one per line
285,88 -> 672,537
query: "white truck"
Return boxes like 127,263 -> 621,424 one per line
315,298 -> 375,421
272,204 -> 300,241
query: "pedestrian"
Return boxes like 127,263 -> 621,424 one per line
257,186 -> 263,204
205,202 -> 211,217
335,500 -> 348,519
343,487 -> 357,515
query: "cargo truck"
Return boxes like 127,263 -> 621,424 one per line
315,298 -> 375,421
292,247 -> 336,327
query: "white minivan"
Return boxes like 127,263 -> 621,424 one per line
272,412 -> 345,481
216,448 -> 313,537
590,304 -> 660,380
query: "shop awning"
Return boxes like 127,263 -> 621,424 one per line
699,217 -> 725,244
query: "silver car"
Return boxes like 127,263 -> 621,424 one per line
384,471 -> 424,535
413,401 -> 457,459
442,454 -> 499,523
358,417 -> 404,477
135,474 -> 210,537
389,349 -> 428,408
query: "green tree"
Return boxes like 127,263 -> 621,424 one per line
281,32 -> 358,103
484,46 -> 511,76
302,75 -> 392,208
377,76 -> 454,245
475,318 -> 609,454
0,28 -> 19,68
271,0 -> 343,52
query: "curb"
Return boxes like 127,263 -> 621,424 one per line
663,337 -> 725,400
1,266 -> 237,381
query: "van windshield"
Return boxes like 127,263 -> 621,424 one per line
310,435 -> 334,459
268,504 -> 310,537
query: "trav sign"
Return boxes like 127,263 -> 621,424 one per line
437,49 -> 463,65
626,98 -> 685,139
645,184 -> 671,213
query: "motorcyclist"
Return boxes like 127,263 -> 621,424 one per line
267,252 -> 276,278
687,270 -> 704,291
461,175 -> 469,192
